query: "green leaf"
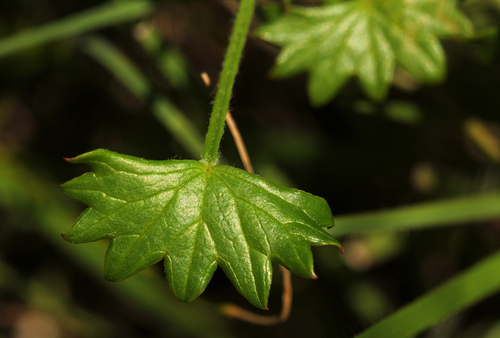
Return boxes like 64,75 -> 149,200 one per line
257,0 -> 473,105
60,149 -> 342,309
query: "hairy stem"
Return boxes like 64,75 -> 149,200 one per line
201,0 -> 256,165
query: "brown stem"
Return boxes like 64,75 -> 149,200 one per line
220,265 -> 293,325
225,111 -> 254,174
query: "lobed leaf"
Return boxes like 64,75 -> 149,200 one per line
257,0 -> 473,105
60,149 -> 342,309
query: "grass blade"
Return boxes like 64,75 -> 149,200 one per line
0,1 -> 153,59
330,193 -> 500,236
355,249 -> 500,338
81,36 -> 203,158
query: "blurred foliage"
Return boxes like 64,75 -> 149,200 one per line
257,0 -> 473,104
1,0 -> 500,337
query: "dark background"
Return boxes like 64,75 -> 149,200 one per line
1,1 -> 500,337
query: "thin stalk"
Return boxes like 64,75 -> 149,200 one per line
225,112 -> 254,173
221,265 -> 293,325
201,0 -> 256,165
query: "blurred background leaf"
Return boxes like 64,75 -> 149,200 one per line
257,0 -> 473,105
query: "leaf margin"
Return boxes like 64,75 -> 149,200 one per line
60,149 -> 342,309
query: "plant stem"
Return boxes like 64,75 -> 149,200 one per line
201,0 -> 256,165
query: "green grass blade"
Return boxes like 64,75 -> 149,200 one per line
152,97 -> 203,158
330,193 -> 500,236
81,36 -> 203,158
0,1 -> 153,59
82,35 -> 150,98
354,249 -> 500,338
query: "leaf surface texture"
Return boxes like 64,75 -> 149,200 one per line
61,149 -> 341,308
